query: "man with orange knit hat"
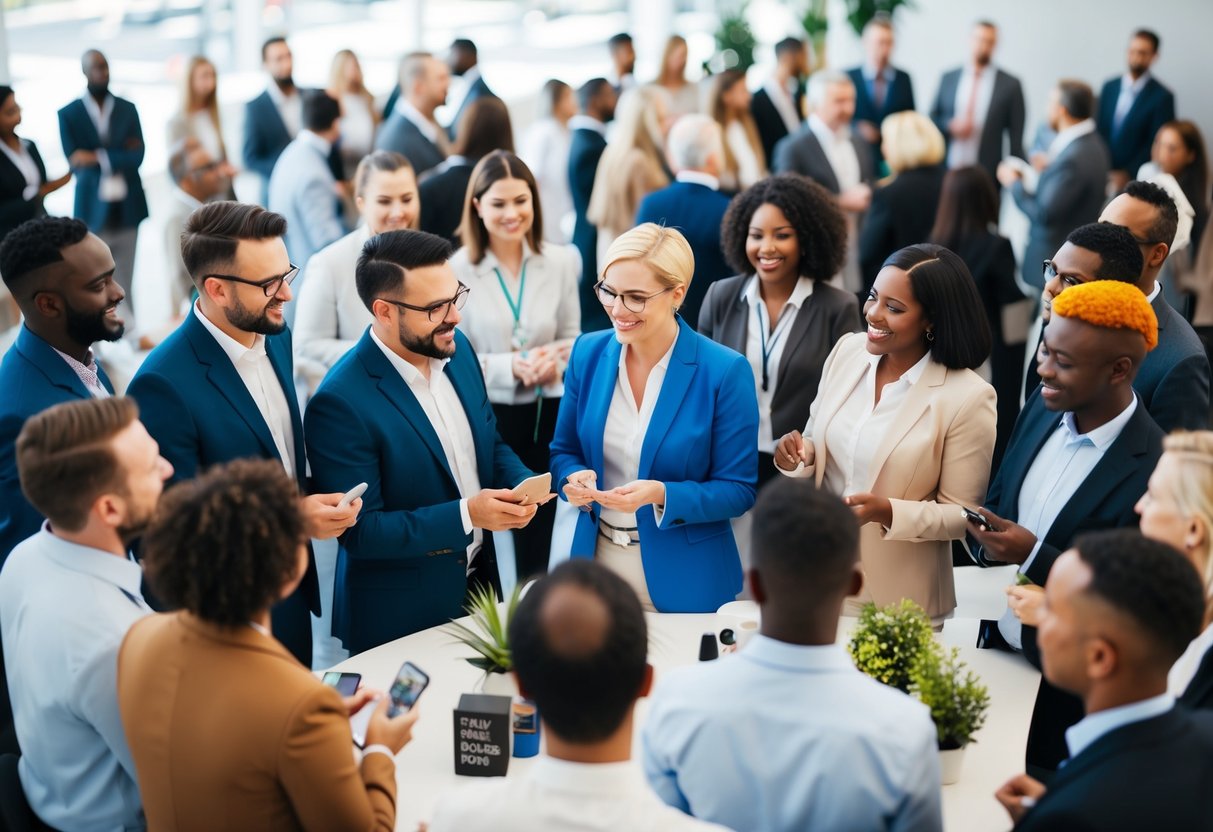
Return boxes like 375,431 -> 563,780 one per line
966,280 -> 1166,780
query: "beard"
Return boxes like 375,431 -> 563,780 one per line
399,317 -> 456,360
65,302 -> 123,346
273,74 -> 295,92
225,294 -> 286,336
86,81 -> 109,100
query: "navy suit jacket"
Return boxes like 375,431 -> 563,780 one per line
448,75 -> 496,141
568,126 -> 609,332
550,318 -> 759,612
847,66 -> 915,168
1096,75 -> 1175,176
0,327 -> 114,562
1182,648 -> 1213,712
58,96 -> 148,230
635,181 -> 732,330
304,329 -> 533,654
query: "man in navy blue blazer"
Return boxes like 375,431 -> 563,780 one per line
305,229 -> 543,655
846,17 -> 915,171
58,50 -> 147,316
1096,30 -> 1175,192
127,202 -> 360,667
446,38 -> 496,141
635,115 -> 732,331
568,79 -> 617,333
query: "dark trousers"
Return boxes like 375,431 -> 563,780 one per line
756,451 -> 778,494
272,588 -> 313,669
493,398 -> 561,581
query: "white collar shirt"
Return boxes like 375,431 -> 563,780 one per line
370,328 -> 481,560
743,276 -> 814,453
1047,118 -> 1097,161
820,350 -> 930,495
998,395 -> 1139,648
192,303 -> 296,478
763,76 -> 802,135
600,330 -> 679,529
52,345 -> 110,398
0,525 -> 150,830
298,128 -> 333,159
1065,693 -> 1174,759
394,98 -> 442,145
81,92 -> 128,202
429,756 -> 730,832
568,115 -> 607,137
266,82 -> 302,138
1170,623 -> 1213,696
0,138 -> 41,200
674,170 -> 720,190
1113,71 -> 1151,133
946,63 -> 998,168
809,114 -> 861,193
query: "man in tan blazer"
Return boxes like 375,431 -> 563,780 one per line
119,459 -> 418,831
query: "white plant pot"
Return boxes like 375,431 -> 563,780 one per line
479,671 -> 519,698
939,746 -> 967,785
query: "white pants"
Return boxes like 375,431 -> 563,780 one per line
594,534 -> 656,612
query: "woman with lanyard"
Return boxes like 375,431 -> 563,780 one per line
450,150 -> 580,581
551,223 -> 758,613
774,244 -> 995,625
699,174 -> 861,490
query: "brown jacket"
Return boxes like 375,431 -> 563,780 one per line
118,612 -> 396,831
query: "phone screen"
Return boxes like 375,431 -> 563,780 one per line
322,671 -> 361,697
388,662 -> 429,717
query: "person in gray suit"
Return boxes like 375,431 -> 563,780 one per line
998,80 -> 1109,293
930,20 -> 1025,185
375,52 -> 449,179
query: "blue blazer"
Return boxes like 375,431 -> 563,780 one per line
57,96 -> 148,231
635,181 -> 733,330
304,328 -> 533,654
0,327 -> 114,562
550,318 -> 759,612
1096,75 -> 1175,175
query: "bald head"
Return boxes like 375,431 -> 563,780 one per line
81,50 -> 109,94
1099,181 -> 1180,287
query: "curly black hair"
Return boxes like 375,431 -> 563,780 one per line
1067,222 -> 1143,283
0,216 -> 90,295
143,459 -> 305,627
720,174 -> 847,281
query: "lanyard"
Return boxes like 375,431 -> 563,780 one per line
756,300 -> 794,392
494,260 -> 528,348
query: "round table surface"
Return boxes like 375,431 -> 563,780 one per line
329,565 -> 1038,832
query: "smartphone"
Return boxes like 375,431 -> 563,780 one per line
962,506 -> 995,532
509,472 -> 552,506
387,661 -> 430,718
321,671 -> 361,697
338,482 -> 368,508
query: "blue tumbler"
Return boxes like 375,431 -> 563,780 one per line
512,698 -> 540,757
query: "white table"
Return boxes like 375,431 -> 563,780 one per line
330,565 -> 1038,831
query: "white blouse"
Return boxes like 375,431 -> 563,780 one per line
338,93 -> 377,163
520,118 -> 574,244
743,276 -> 814,453
724,120 -> 764,190
450,241 -> 581,405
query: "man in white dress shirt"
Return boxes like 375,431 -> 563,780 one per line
0,396 -> 172,830
643,479 -> 942,832
430,559 -> 729,832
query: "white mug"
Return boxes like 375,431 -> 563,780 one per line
715,600 -> 760,653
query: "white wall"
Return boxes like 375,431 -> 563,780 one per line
824,0 -> 1213,157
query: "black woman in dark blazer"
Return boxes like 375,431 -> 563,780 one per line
699,174 -> 861,489
0,86 -> 70,241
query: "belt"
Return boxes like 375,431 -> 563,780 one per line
598,518 -> 640,548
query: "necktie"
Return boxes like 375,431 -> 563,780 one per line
964,67 -> 983,125
872,74 -> 887,113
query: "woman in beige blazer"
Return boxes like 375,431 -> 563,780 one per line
776,244 -> 996,620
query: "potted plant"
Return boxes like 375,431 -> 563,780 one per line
711,2 -> 757,73
843,0 -> 915,36
846,598 -> 936,692
909,644 -> 991,784
446,583 -> 523,697
801,0 -> 829,73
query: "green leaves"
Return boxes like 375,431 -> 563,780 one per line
909,645 -> 990,749
846,599 -> 936,692
445,583 -> 524,674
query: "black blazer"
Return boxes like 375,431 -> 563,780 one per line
930,67 -> 1025,184
1096,75 -> 1175,176
697,274 -> 861,440
418,160 -> 473,246
0,138 -> 46,240
846,66 -> 915,168
1181,647 -> 1213,712
751,85 -> 803,171
1015,707 -> 1213,831
568,126 -> 609,332
447,75 -> 496,141
858,165 -> 945,293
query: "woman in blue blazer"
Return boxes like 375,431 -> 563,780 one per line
550,223 -> 759,612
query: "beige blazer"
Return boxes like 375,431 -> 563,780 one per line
118,612 -> 396,831
790,332 -> 996,618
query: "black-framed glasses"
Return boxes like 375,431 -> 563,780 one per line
378,283 -> 470,322
595,280 -> 673,313
206,264 -> 299,297
1042,260 -> 1085,291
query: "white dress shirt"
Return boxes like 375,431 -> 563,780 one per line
642,636 -> 942,832
394,98 -> 442,145
808,114 -> 861,193
0,526 -> 149,831
818,350 -> 930,495
567,115 -> 608,137
724,120 -> 764,190
600,331 -> 678,529
337,92 -> 376,161
0,137 -> 42,200
1065,693 -> 1175,759
998,396 -> 1139,648
450,241 -> 581,404
192,303 -> 297,477
1170,623 -> 1213,696
520,118 -> 575,243
429,756 -> 728,832
743,276 -> 814,453
369,328 -> 482,561
266,82 -> 302,139
81,92 -> 128,203
947,64 -> 997,168
674,170 -> 720,190
1112,71 -> 1151,134
52,345 -> 111,398
186,110 -> 224,160
763,76 -> 802,134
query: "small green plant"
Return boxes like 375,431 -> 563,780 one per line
909,644 -> 991,749
446,583 -> 523,674
843,0 -> 915,37
847,599 -> 935,692
713,3 -> 757,73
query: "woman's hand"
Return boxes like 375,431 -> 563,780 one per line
1005,584 -> 1046,627
845,492 -> 893,527
562,470 -> 598,508
774,430 -> 812,471
512,353 -> 539,386
595,480 -> 665,514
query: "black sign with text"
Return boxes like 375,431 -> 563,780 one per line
453,693 -> 512,777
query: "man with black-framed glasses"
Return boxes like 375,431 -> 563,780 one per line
305,228 -> 546,654
128,201 -> 361,668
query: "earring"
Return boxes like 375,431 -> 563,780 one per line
926,329 -> 935,342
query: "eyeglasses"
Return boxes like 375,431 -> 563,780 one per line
205,264 -> 299,297
1042,260 -> 1085,291
595,281 -> 673,313
378,283 -> 470,322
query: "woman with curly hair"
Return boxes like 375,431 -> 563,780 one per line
699,174 -> 861,488
774,244 -> 995,623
